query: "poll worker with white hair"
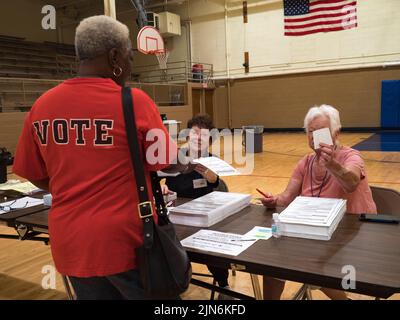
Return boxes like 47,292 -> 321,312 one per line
258,104 -> 377,300
13,15 -> 192,299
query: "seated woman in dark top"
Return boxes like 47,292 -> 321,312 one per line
162,114 -> 231,298
164,115 -> 219,198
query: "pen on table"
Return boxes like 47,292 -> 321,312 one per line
230,239 -> 257,242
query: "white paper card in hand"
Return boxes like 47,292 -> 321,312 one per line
157,171 -> 180,177
313,128 -> 333,149
193,157 -> 239,176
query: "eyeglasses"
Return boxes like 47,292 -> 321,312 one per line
0,200 -> 28,212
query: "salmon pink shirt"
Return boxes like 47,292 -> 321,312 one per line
291,146 -> 377,214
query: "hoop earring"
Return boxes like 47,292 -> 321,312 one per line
113,66 -> 123,77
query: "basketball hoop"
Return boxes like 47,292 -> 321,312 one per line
137,27 -> 169,81
152,49 -> 170,70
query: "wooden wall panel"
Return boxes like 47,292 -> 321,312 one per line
214,67 -> 400,128
157,105 -> 192,128
0,112 -> 27,154
191,89 -> 202,116
214,86 -> 229,128
205,90 -> 214,119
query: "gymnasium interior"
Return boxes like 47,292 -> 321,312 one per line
0,0 -> 399,300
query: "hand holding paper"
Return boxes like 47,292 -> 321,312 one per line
194,164 -> 218,183
192,157 -> 239,177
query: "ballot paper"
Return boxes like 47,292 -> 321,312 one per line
169,191 -> 251,227
243,226 -> 272,240
0,196 -> 44,215
181,230 -> 258,256
278,196 -> 347,240
313,128 -> 333,149
193,156 -> 239,176
157,171 -> 180,177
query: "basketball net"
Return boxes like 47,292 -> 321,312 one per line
154,49 -> 170,70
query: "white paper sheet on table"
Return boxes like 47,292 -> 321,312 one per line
244,226 -> 272,240
0,180 -> 41,194
181,229 -> 257,256
0,196 -> 44,215
193,156 -> 239,176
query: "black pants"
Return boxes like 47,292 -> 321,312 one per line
207,266 -> 229,287
69,269 -> 145,300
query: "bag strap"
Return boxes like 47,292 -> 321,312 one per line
121,86 -> 165,248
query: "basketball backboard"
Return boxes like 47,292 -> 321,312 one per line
137,26 -> 164,54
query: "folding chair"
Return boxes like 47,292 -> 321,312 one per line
370,186 -> 400,217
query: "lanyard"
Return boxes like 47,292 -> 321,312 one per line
310,156 -> 328,198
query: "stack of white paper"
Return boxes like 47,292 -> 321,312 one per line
169,191 -> 251,227
278,196 -> 347,241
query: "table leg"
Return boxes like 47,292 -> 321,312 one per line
62,275 -> 75,300
250,274 -> 262,300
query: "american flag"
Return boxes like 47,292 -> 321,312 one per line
284,0 -> 357,36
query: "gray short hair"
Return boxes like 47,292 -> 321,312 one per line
75,15 -> 131,60
304,104 -> 342,134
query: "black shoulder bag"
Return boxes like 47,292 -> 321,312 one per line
121,87 -> 192,299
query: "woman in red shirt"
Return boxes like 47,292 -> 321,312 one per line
13,15 -> 191,299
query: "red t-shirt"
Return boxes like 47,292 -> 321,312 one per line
13,78 -> 177,277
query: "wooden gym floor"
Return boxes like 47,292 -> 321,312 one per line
1,132 -> 399,300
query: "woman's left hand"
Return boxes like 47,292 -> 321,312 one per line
161,184 -> 174,195
195,164 -> 218,183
